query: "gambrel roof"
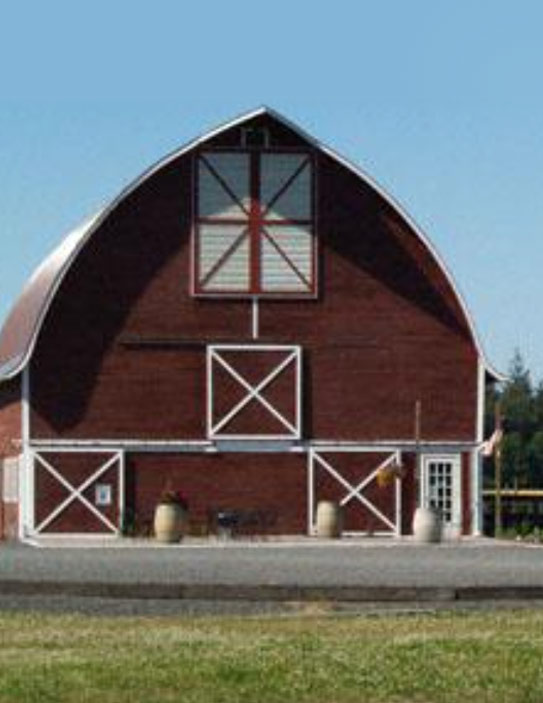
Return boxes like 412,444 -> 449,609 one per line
0,106 -> 503,381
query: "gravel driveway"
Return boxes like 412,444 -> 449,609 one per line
1,538 -> 542,589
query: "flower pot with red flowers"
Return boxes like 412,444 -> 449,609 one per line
153,487 -> 189,543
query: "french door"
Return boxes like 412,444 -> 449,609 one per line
422,455 -> 461,537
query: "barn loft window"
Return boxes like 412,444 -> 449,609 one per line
193,150 -> 315,296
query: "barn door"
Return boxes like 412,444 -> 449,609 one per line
421,455 -> 461,538
207,344 -> 302,439
308,449 -> 402,536
31,450 -> 124,535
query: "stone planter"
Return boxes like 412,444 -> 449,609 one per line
153,503 -> 187,543
412,507 -> 441,543
316,500 -> 342,538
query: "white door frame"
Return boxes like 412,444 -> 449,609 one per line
421,454 -> 462,537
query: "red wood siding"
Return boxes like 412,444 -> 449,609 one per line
29,114 -> 478,443
0,378 -> 21,539
0,378 -> 21,457
126,452 -> 307,535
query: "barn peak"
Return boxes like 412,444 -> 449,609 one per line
0,107 -> 502,382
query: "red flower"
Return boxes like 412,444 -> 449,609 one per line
158,488 -> 189,510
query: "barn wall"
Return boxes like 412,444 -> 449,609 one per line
28,114 -> 478,444
126,452 -> 307,536
0,377 -> 21,539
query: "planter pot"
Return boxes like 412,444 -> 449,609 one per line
316,501 -> 343,538
412,507 -> 441,543
154,504 -> 187,543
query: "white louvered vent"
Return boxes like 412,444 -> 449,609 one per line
261,226 -> 312,291
199,225 -> 250,291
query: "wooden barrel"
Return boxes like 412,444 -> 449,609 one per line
316,501 -> 342,538
154,504 -> 187,543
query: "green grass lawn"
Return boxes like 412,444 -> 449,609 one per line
1,608 -> 543,702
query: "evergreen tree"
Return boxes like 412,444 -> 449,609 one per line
528,431 -> 543,487
500,349 -> 534,439
485,350 -> 538,488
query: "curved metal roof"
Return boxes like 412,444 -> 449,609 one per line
0,106 -> 503,382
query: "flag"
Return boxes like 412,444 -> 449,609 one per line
482,428 -> 503,457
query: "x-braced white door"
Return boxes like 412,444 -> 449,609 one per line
308,449 -> 402,536
207,344 -> 301,439
31,449 -> 124,535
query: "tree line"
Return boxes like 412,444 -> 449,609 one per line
485,350 -> 543,488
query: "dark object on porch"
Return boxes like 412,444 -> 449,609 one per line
210,508 -> 278,539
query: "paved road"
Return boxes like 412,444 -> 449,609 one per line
2,538 -> 543,589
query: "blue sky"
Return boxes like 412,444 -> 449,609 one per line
0,1 -> 542,380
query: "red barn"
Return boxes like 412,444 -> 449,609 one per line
0,107 -> 500,541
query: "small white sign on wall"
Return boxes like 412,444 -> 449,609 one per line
95,483 -> 112,507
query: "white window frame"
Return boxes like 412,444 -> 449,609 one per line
207,344 -> 302,440
192,150 -> 317,298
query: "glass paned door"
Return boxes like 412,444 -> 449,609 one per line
422,456 -> 461,537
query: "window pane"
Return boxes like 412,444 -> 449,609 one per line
261,154 -> 311,221
199,153 -> 250,219
199,224 -> 249,291
261,225 -> 312,291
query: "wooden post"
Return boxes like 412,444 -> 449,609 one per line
494,402 -> 503,537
